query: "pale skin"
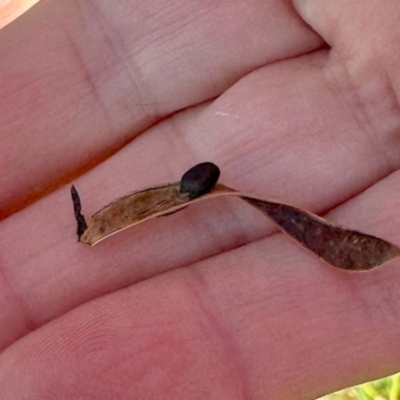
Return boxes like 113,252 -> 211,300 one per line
1,1 -> 400,399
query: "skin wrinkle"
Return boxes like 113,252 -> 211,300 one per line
79,0 -> 151,108
130,1 -> 231,58
66,1 -> 159,127
189,272 -> 253,400
348,77 -> 399,172
0,259 -> 36,348
80,0 -> 184,122
156,3 -> 223,48
79,0 -> 130,62
323,60 -> 400,176
185,246 -> 326,400
63,32 -> 114,138
368,69 -> 400,171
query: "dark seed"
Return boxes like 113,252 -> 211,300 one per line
180,162 -> 220,198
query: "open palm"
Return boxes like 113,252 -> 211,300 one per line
1,1 -> 400,399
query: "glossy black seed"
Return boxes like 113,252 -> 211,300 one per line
180,162 -> 220,198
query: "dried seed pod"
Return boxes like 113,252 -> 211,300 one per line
243,198 -> 400,271
71,163 -> 400,271
180,162 -> 220,198
72,162 -> 225,245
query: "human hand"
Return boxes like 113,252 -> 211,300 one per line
1,1 -> 400,399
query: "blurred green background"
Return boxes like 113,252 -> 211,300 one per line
319,373 -> 400,400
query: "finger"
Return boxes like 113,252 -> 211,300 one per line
1,173 -> 400,399
0,0 -> 38,29
0,0 -> 321,217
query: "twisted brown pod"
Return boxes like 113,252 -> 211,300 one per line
71,163 -> 400,271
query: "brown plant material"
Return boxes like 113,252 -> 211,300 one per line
242,198 -> 400,271
75,183 -> 238,246
71,163 -> 400,271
